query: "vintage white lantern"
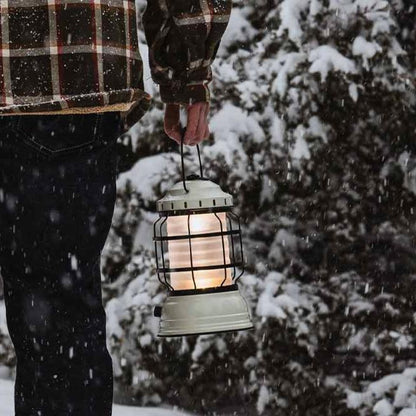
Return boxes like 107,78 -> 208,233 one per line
153,144 -> 253,337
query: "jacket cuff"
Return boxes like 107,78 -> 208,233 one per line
159,80 -> 211,105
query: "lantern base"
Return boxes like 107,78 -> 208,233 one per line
156,287 -> 254,337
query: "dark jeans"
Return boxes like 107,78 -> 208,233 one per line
0,112 -> 123,415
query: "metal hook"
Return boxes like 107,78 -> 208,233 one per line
179,124 -> 204,193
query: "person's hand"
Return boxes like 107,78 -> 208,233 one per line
164,102 -> 210,146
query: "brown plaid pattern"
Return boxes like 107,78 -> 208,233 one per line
142,0 -> 232,104
0,0 -> 231,128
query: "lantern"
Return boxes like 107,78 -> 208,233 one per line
153,143 -> 253,337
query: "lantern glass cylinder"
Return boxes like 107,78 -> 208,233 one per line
166,212 -> 232,290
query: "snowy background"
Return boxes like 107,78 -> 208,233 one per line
1,0 -> 416,415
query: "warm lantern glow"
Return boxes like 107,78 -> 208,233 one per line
166,212 -> 232,290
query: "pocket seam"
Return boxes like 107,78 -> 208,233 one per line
11,113 -> 101,156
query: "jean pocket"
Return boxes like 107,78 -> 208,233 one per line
12,113 -> 102,157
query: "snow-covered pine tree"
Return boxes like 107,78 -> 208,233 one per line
346,367 -> 416,414
101,0 -> 416,414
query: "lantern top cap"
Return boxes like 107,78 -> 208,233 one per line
156,178 -> 233,212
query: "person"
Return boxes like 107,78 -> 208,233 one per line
0,0 -> 232,414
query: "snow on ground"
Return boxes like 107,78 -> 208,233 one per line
0,379 -> 190,416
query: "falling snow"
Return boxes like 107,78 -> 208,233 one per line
0,0 -> 415,415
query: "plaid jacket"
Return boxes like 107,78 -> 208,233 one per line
0,0 -> 232,128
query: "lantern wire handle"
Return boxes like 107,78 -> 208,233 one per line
180,125 -> 204,193
196,145 -> 203,178
180,134 -> 189,193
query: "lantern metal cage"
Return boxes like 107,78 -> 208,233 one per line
152,140 -> 253,337
154,204 -> 244,292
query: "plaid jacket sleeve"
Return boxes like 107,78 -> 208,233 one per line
142,0 -> 232,104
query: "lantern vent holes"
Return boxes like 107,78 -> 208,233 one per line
156,180 -> 233,212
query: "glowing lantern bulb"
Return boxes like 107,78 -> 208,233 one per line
167,212 -> 232,290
